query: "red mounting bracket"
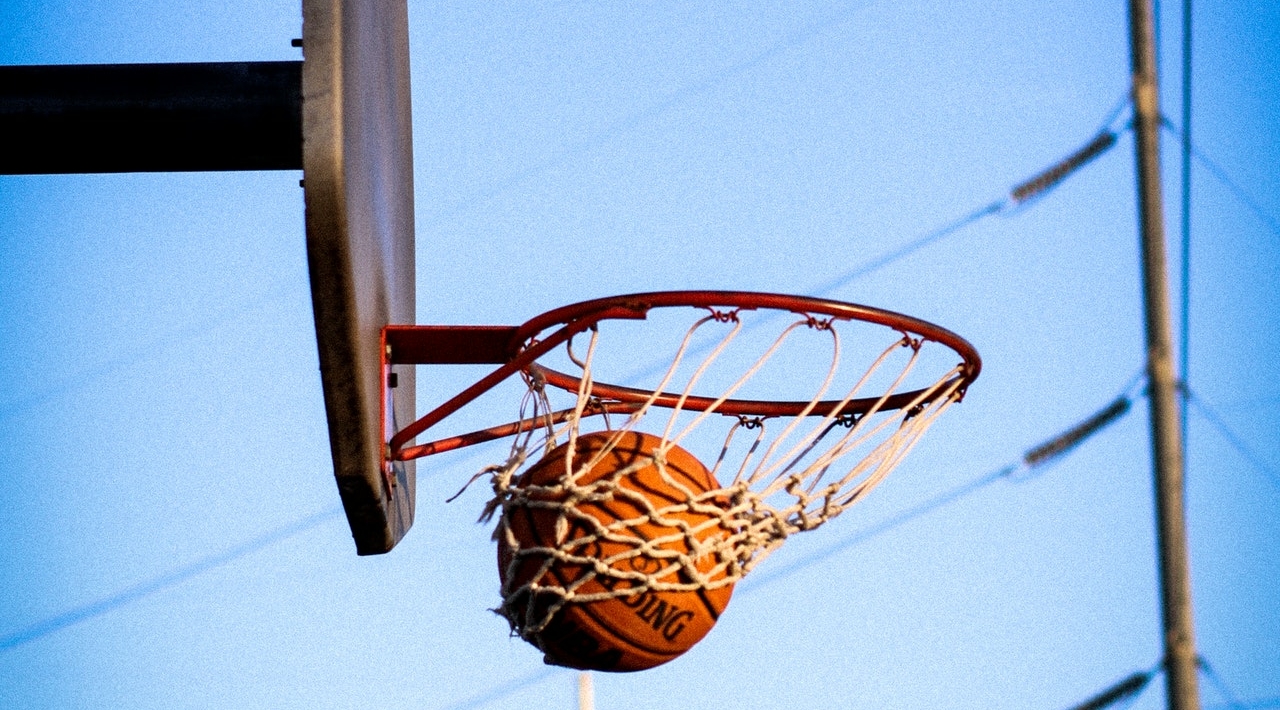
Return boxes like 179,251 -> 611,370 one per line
380,325 -> 518,472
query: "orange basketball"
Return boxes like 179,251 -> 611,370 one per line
497,430 -> 735,672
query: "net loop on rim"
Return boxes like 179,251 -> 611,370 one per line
480,292 -> 980,643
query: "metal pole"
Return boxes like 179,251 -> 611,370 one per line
1127,1 -> 1201,709
577,672 -> 594,710
0,62 -> 302,174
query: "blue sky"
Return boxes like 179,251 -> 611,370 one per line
2,1 -> 1277,708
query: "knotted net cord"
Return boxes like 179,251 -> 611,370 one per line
482,308 -> 967,639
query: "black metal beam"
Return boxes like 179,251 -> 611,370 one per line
0,61 -> 301,174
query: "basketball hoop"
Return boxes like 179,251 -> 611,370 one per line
383,291 -> 979,462
381,291 -> 980,669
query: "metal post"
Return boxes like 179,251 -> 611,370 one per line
1127,1 -> 1201,709
577,672 -> 594,710
0,62 -> 302,174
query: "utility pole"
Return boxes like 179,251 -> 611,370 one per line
1127,1 -> 1202,709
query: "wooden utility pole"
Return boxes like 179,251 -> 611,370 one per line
1127,1 -> 1202,708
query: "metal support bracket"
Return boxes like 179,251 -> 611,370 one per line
0,61 -> 302,174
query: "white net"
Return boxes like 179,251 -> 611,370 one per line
478,305 -> 969,646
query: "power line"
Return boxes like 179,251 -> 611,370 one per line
816,96 -> 1129,299
620,101 -> 1130,388
0,505 -> 343,651
425,98 -> 1145,700
0,86 -> 1136,683
439,667 -> 564,710
0,276 -> 300,422
420,0 -> 878,228
433,381 -> 1142,709
1161,119 -> 1280,241
1184,388 -> 1280,490
1065,657 -> 1279,710
1198,656 -> 1248,710
2,100 -> 1148,705
742,385 -> 1137,592
0,81 -> 1145,710
807,199 -> 1005,297
739,462 -> 1012,592
1205,699 -> 1280,710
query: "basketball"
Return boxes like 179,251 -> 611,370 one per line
497,430 -> 736,672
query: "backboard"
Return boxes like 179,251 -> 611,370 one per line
301,0 -> 416,555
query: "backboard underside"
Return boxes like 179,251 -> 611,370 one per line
301,0 -> 416,555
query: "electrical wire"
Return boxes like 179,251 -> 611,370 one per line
738,462 -> 1013,592
6,91 -> 1212,704
742,382 -> 1138,592
1184,388 -> 1280,490
1160,119 -> 1280,241
421,100 -> 1139,705
0,505 -> 344,652
0,43 -> 1135,685
1198,656 -> 1249,710
9,386 -> 1123,662
1205,699 -> 1280,710
818,95 -> 1130,293
0,91 -> 1176,705
0,131 -> 1140,696
3,6 -> 1272,707
620,99 -> 1130,388
429,379 -> 1142,709
4,25 -> 1236,708
0,276 -> 300,422
438,667 -> 565,710
420,0 -> 878,228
